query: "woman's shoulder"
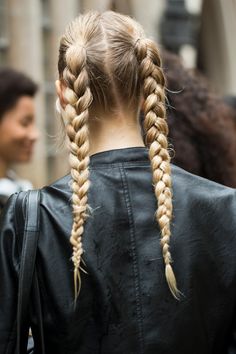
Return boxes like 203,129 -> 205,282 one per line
40,174 -> 72,209
171,164 -> 236,232
41,174 -> 71,195
172,163 -> 236,200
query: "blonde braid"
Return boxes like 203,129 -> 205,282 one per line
63,45 -> 93,299
135,39 -> 180,299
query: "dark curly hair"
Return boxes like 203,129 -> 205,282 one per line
162,50 -> 236,188
0,68 -> 38,121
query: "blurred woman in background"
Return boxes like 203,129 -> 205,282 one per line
0,68 -> 39,210
163,50 -> 236,187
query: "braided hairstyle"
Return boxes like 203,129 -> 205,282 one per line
135,39 -> 179,298
58,11 -> 179,299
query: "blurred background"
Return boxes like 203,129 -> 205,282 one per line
0,0 -> 236,188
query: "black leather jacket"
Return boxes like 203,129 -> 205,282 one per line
1,147 -> 236,354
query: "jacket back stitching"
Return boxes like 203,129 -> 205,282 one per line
119,166 -> 145,354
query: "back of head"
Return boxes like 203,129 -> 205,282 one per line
58,11 -> 166,115
0,68 -> 38,120
57,11 -> 179,300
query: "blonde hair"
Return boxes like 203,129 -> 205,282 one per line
58,11 -> 180,299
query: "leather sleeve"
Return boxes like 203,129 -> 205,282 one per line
228,301 -> 236,354
228,326 -> 236,354
227,189 -> 236,354
0,194 -> 20,353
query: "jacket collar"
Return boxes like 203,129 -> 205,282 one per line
90,147 -> 149,166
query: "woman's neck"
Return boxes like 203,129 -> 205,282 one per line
88,111 -> 144,156
0,158 -> 8,178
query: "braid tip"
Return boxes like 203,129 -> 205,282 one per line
73,267 -> 82,305
165,263 -> 182,300
80,257 -> 88,274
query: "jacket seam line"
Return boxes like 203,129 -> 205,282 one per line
89,161 -> 150,170
119,166 -> 145,354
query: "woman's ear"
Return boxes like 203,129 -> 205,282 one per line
55,80 -> 67,109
